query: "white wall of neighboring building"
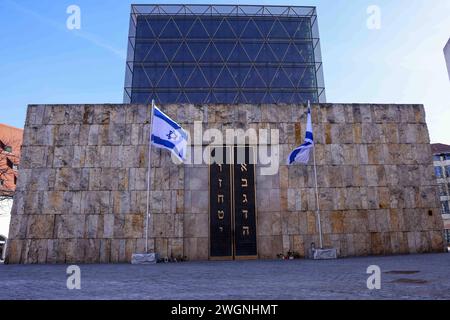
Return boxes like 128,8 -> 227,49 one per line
0,198 -> 13,239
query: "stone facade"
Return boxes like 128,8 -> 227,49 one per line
6,103 -> 446,264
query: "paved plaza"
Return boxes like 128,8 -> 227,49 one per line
1,253 -> 450,300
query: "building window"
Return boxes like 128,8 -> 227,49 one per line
438,184 -> 447,196
433,155 -> 442,161
6,158 -> 14,169
0,141 -> 12,153
442,201 -> 450,214
446,166 -> 450,178
445,230 -> 450,244
435,166 -> 443,178
444,154 -> 450,161
14,176 -> 17,185
0,179 -> 4,186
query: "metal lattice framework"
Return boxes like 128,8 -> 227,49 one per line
124,4 -> 326,104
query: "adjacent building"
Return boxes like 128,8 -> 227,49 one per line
0,124 -> 23,260
124,4 -> 326,105
432,143 -> 450,245
445,38 -> 450,81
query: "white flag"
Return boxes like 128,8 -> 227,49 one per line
287,106 -> 313,165
151,106 -> 188,162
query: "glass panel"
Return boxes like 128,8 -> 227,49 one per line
173,42 -> 196,62
446,166 -> 450,178
297,92 -> 318,103
254,19 -> 274,37
187,19 -> 210,39
240,19 -> 263,39
213,91 -> 238,103
271,92 -> 294,103
186,41 -> 209,61
172,66 -> 195,86
157,67 -> 180,87
186,67 -> 209,88
256,43 -> 277,63
283,43 -> 313,63
136,19 -> 154,38
132,67 -> 152,88
230,18 -> 248,38
227,42 -> 246,62
269,42 -> 289,62
186,91 -> 210,103
243,67 -> 267,88
173,17 -> 195,37
228,66 -> 245,87
284,66 -> 307,87
298,66 -> 317,88
270,68 -> 293,88
268,20 -> 290,38
133,66 -> 166,87
242,42 -> 262,61
160,18 -> 182,38
214,19 -> 236,38
281,20 -> 301,38
202,17 -> 221,37
156,91 -> 181,103
294,20 -> 312,39
200,43 -> 223,62
131,92 -> 153,103
177,93 -> 189,103
242,92 -> 266,104
134,42 -> 165,62
435,167 -> 443,178
145,18 -> 167,38
215,67 -> 239,88
295,43 -> 314,62
214,42 -> 235,61
159,42 -> 182,61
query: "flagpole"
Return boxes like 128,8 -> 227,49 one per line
145,100 -> 156,253
310,101 -> 324,249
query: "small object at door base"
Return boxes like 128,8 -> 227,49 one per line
312,248 -> 338,260
131,253 -> 159,264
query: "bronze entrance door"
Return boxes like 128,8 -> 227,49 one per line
209,146 -> 257,260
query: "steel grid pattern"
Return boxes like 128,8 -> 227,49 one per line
124,4 -> 326,104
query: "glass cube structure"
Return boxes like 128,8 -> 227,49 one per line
124,4 -> 326,104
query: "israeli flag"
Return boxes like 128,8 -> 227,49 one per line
287,107 -> 314,165
151,106 -> 188,162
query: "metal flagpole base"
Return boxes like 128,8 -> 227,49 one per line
310,248 -> 338,260
131,253 -> 159,265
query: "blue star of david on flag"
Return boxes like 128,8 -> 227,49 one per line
151,106 -> 188,162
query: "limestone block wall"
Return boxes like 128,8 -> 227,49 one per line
6,103 -> 445,264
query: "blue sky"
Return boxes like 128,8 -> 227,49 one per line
0,0 -> 449,143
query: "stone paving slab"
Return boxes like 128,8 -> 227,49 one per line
1,253 -> 449,300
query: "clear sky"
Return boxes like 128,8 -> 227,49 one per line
1,0 -> 449,143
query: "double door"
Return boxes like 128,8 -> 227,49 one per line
209,146 -> 257,260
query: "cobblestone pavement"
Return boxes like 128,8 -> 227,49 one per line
1,253 -> 449,300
